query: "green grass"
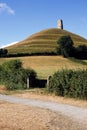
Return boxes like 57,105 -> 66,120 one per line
0,56 -> 87,79
6,28 -> 87,54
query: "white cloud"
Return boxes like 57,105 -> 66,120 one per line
0,3 -> 15,15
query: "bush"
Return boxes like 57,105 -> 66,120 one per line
75,45 -> 87,59
56,35 -> 87,59
56,35 -> 75,57
0,49 -> 8,57
48,69 -> 87,100
0,59 -> 36,90
0,65 -> 4,83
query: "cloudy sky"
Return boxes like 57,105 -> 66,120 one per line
0,0 -> 87,47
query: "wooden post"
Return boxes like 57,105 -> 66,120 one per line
27,77 -> 30,89
47,76 -> 51,88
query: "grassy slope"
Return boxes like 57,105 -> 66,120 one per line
0,56 -> 87,79
6,28 -> 87,54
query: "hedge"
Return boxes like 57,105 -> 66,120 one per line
48,69 -> 87,100
0,59 -> 36,90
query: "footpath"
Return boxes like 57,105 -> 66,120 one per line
0,94 -> 87,126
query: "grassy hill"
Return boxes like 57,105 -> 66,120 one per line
0,56 -> 87,79
6,28 -> 87,54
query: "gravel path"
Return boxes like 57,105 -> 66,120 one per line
0,94 -> 87,125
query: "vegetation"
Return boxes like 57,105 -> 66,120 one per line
56,35 -> 87,59
0,57 -> 87,100
1,28 -> 87,100
0,59 -> 36,90
0,48 -> 8,57
56,35 -> 75,57
5,28 -> 87,55
75,45 -> 87,59
48,69 -> 87,100
0,56 -> 87,79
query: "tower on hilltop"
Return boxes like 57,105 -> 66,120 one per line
57,19 -> 63,29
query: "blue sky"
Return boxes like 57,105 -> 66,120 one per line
0,0 -> 87,47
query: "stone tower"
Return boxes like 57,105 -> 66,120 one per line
57,19 -> 63,29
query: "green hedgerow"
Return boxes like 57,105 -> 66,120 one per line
0,59 -> 36,90
48,69 -> 87,100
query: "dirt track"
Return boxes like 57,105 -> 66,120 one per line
0,94 -> 87,130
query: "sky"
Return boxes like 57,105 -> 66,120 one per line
0,0 -> 87,48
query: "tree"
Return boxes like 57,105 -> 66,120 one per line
0,48 -> 8,57
56,35 -> 75,57
76,45 -> 87,59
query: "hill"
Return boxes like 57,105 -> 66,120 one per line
0,56 -> 87,79
6,28 -> 87,54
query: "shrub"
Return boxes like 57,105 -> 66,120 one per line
56,35 -> 75,57
75,45 -> 87,59
0,65 -> 3,83
48,69 -> 87,100
0,59 -> 36,90
0,49 -> 8,57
